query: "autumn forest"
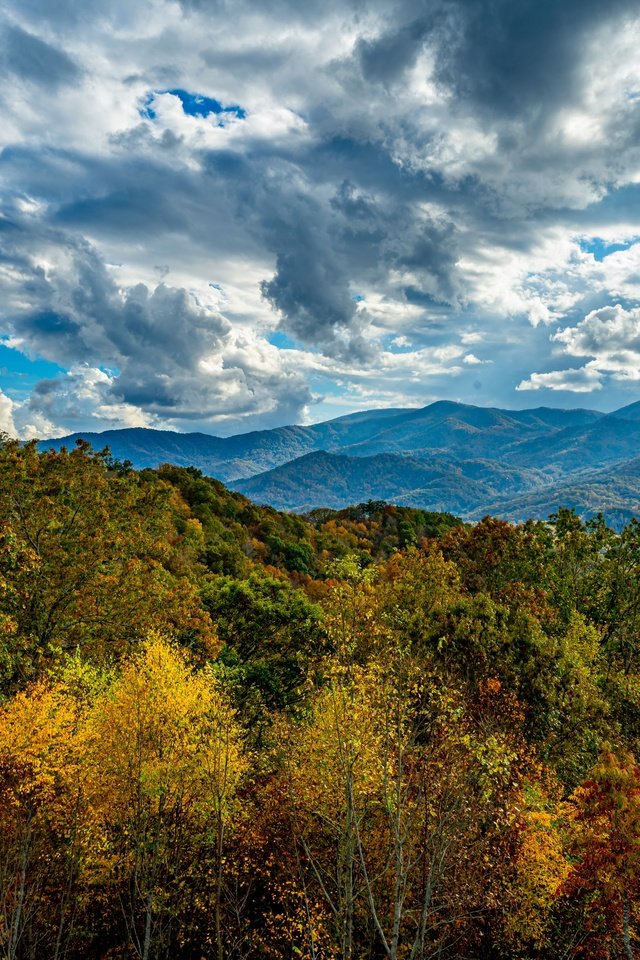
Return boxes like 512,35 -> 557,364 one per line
2,439 -> 640,960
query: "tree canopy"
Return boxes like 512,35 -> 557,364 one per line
1,440 -> 640,959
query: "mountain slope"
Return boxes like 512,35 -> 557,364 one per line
471,455 -> 640,529
38,425 -> 319,480
37,399 -> 640,523
612,400 -> 640,421
37,410 -> 420,481
40,401 -> 606,481
502,414 -> 640,471
230,450 -> 549,514
231,446 -> 640,529
338,402 -> 603,459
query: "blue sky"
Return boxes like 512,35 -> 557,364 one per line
2,0 -> 640,437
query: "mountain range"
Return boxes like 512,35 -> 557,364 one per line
40,400 -> 640,527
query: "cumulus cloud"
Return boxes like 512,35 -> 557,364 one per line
554,304 -> 640,355
0,214 -> 313,434
0,390 -> 18,437
518,303 -> 640,393
552,304 -> 640,382
0,385 -> 61,440
517,366 -> 604,393
463,354 -> 491,365
2,0 -> 640,434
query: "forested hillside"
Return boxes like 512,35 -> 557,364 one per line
2,439 -> 640,959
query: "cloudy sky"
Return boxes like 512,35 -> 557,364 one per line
2,0 -> 640,438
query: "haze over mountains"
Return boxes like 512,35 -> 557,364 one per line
40,400 -> 640,527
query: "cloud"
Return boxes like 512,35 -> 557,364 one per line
356,16 -> 432,86
0,385 -> 59,440
0,390 -> 18,437
0,215 -> 313,434
1,0 -> 640,434
2,221 -> 229,372
260,233 -> 371,362
23,365 -> 159,432
517,366 -> 604,393
552,304 -> 640,381
554,304 -> 640,355
463,354 -> 491,365
1,25 -> 81,88
430,0 -> 636,118
517,303 -> 640,393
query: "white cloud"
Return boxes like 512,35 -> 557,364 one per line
463,353 -> 491,365
516,366 -> 604,393
0,390 -> 18,437
518,303 -> 640,394
460,331 -> 483,344
553,303 -> 640,381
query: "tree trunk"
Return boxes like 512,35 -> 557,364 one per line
8,817 -> 32,960
624,896 -> 634,960
142,832 -> 160,960
215,810 -> 225,960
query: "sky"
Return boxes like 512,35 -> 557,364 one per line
2,0 -> 640,438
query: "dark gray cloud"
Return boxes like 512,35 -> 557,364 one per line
357,15 -> 433,86
255,178 -> 373,360
0,211 -> 314,431
2,25 -> 80,87
203,145 -> 463,360
431,0 -> 636,117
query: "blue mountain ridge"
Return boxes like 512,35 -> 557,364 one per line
38,400 -> 640,526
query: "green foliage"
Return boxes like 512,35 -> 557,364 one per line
0,441 -> 216,692
202,570 -> 326,727
310,500 -> 461,559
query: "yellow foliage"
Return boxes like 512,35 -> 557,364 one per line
283,664 -> 389,820
0,679 -> 84,813
0,678 -> 91,957
502,790 -> 570,950
86,633 -> 247,828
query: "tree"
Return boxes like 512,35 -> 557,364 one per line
0,441 -> 216,689
281,657 -> 524,959
563,747 -> 640,959
0,678 -> 89,960
202,570 -> 326,731
85,634 -> 247,960
499,780 -> 570,956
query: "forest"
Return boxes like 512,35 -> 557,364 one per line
1,438 -> 640,960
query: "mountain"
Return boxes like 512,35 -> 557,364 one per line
38,425 -> 318,481
40,401 -> 605,482
231,450 -> 551,515
231,448 -> 640,529
38,399 -> 640,524
336,402 -> 603,459
501,414 -> 640,472
230,451 -> 479,513
611,400 -> 640,421
471,456 -> 640,530
37,408 -> 419,481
